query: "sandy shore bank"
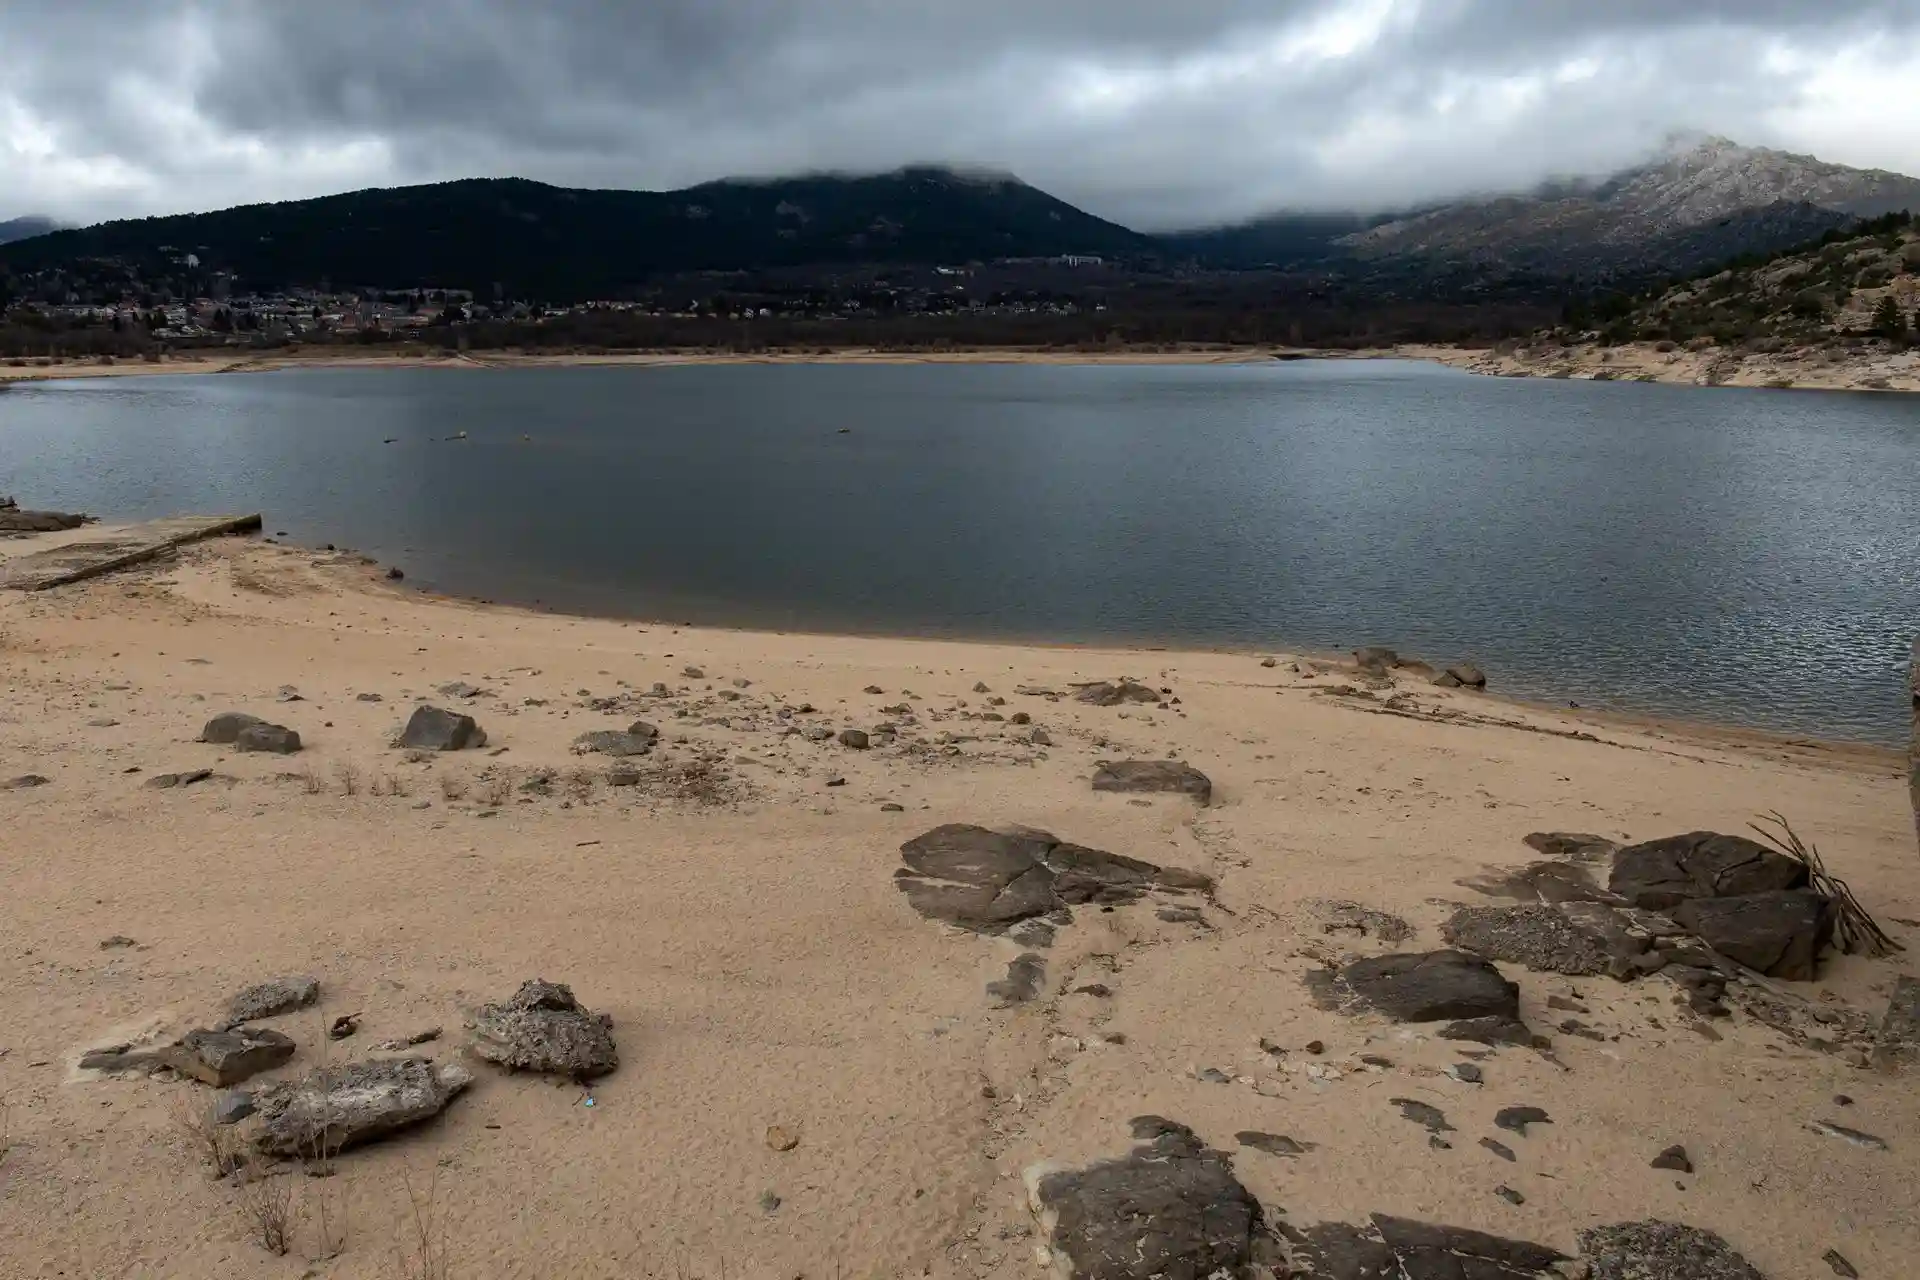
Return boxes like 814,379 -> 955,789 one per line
1,532 -> 1914,1277
1399,340 -> 1920,392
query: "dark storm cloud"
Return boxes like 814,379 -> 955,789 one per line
3,0 -> 1918,226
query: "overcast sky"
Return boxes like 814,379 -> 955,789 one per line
4,0 -> 1919,229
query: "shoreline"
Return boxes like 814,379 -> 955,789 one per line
2,340 -> 1914,391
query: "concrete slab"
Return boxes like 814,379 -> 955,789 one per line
0,514 -> 262,590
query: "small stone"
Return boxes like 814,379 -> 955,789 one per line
1449,1063 -> 1484,1084
1260,657 -> 1278,668
1010,712 -> 1031,725
1494,1184 -> 1524,1205
879,802 -> 905,812
683,666 -> 705,679
1807,1119 -> 1887,1151
862,684 -> 883,695
973,681 -> 991,693
1029,728 -> 1052,746
387,566 -> 405,580
356,692 -> 385,702
1495,1106 -> 1551,1136
253,1057 -> 472,1156
1235,1131 -> 1314,1158
225,975 -> 320,1025
214,1091 -> 257,1125
1305,1040 -> 1324,1055
399,705 -> 486,751
1073,983 -> 1112,998
1480,1137 -> 1516,1162
759,1189 -> 782,1213
825,776 -> 846,787
1650,1144 -> 1693,1173
606,763 -> 641,786
234,723 -> 303,754
199,712 -> 266,744
98,935 -> 138,949
1823,1248 -> 1860,1278
3,774 -> 51,789
1091,759 -> 1211,803
1390,1098 -> 1453,1133
837,729 -> 870,749
1197,1067 -> 1231,1084
146,768 -> 214,790
765,1125 -> 801,1152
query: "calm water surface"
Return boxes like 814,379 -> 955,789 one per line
3,360 -> 1917,743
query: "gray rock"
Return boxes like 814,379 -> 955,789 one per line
802,726 -> 834,742
1824,1248 -> 1860,1278
199,712 -> 266,744
1030,728 -> 1053,747
1674,890 -> 1832,980
1235,1131 -> 1314,1158
1579,1221 -> 1764,1280
252,1057 -> 472,1156
1390,1098 -> 1453,1133
1480,1137 -> 1517,1162
606,763 -> 642,787
1441,1015 -> 1538,1046
1495,1106 -> 1551,1136
1090,760 -> 1212,803
436,681 -> 487,699
467,979 -> 618,1078
1442,904 -> 1609,976
573,729 -> 655,757
1072,679 -> 1161,707
234,723 -> 303,754
1353,646 -> 1400,671
215,1091 -> 257,1124
2,774 -> 50,789
1286,1214 -> 1567,1280
626,720 -> 660,742
682,666 -> 705,679
1312,899 -> 1415,943
1307,950 -> 1521,1024
1608,832 -> 1808,910
1524,831 -> 1621,862
1434,662 -> 1487,689
838,729 -> 870,749
1870,975 -> 1920,1072
225,975 -> 320,1025
894,824 -> 1211,931
399,705 -> 486,751
157,1027 -> 296,1086
1650,1144 -> 1692,1173
987,953 -> 1047,1007
356,692 -> 385,702
1026,1119 -> 1263,1280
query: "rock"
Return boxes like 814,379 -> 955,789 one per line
683,666 -> 705,679
765,1125 -> 801,1152
1495,1106 -> 1551,1136
1823,1247 -> 1860,1278
1442,905 -> 1608,976
234,723 -> 303,754
1437,663 -> 1487,689
146,768 -> 214,789
1090,760 -> 1212,803
3,774 -> 50,789
1524,832 -> 1620,862
386,566 -> 405,580
1650,1145 -> 1692,1173
894,824 -> 1209,932
626,720 -> 660,742
606,763 -> 641,786
1307,950 -> 1521,1024
1578,1221 -> 1764,1280
1260,657 -> 1278,668
1030,728 -> 1053,747
1608,832 -> 1808,910
1495,1185 -> 1525,1205
987,953 -> 1047,1007
1441,1015 -> 1537,1046
1480,1137 -> 1517,1161
252,1057 -> 473,1157
215,1091 -> 257,1125
1450,1063 -> 1484,1084
467,979 -> 618,1079
1353,646 -> 1400,671
1287,1214 -> 1568,1280
1807,1119 -> 1887,1151
225,975 -> 320,1025
437,681 -> 487,699
1025,1119 -> 1263,1280
1072,679 -> 1160,707
98,935 -> 137,949
879,802 -> 905,813
1311,899 -> 1415,943
399,705 -> 486,751
573,729 -> 655,757
199,712 -> 266,744
156,1027 -> 296,1087
1235,1131 -> 1314,1158
1673,890 -> 1832,980
838,729 -> 870,749
1390,1098 -> 1453,1133
372,1027 -> 443,1051
356,692 -> 384,702
1870,975 -> 1920,1071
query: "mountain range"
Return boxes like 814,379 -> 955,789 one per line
4,138 -> 1917,303
0,216 -> 60,246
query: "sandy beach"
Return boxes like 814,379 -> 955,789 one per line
0,531 -> 1916,1278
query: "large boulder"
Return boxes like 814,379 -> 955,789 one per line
1674,890 -> 1833,981
1025,1118 -> 1263,1280
1578,1221 -> 1764,1280
199,712 -> 266,744
234,723 -> 303,754
1608,832 -> 1807,910
1308,950 -> 1521,1024
467,979 -> 618,1078
1441,904 -> 1608,976
1091,760 -> 1212,804
252,1057 -> 472,1156
894,824 -> 1210,931
399,705 -> 486,751
157,1027 -> 295,1087
224,975 -> 320,1025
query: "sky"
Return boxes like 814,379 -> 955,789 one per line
4,0 -> 1920,230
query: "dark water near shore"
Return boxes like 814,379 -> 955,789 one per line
3,360 -> 1918,743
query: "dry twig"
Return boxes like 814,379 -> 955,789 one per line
1750,812 -> 1901,957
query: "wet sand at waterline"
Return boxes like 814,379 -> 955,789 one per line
0,535 -> 1915,1278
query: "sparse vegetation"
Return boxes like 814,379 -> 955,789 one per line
238,1171 -> 296,1256
300,765 -> 325,795
396,1165 -> 452,1280
335,762 -> 361,796
438,773 -> 468,802
478,770 -> 512,807
171,1095 -> 245,1176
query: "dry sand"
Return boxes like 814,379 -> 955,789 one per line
0,535 -> 1915,1278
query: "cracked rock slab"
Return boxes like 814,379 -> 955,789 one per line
252,1057 -> 472,1156
1307,949 -> 1521,1025
157,1027 -> 295,1087
1579,1221 -> 1764,1280
225,975 -> 320,1026
1442,904 -> 1609,976
1608,832 -> 1807,910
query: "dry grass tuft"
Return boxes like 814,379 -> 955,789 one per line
238,1172 -> 296,1256
335,762 -> 362,797
478,770 -> 512,807
395,1164 -> 451,1280
171,1095 -> 244,1176
438,773 -> 468,802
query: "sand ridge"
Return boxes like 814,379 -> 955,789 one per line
0,537 -> 1914,1277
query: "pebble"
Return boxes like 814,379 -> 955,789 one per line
1494,1185 -> 1525,1205
1448,1063 -> 1483,1084
765,1125 -> 801,1152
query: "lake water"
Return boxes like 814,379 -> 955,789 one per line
3,360 -> 1917,744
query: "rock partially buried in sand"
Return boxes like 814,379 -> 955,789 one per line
1307,950 -> 1522,1025
894,824 -> 1211,932
1285,1214 -> 1569,1279
146,768 -> 213,790
572,729 -> 655,757
1608,831 -> 1807,910
199,712 -> 266,744
1090,760 -> 1212,804
1072,679 -> 1160,707
1578,1220 -> 1764,1280
157,1027 -> 296,1087
1674,889 -> 1833,981
234,723 -> 303,754
252,1057 -> 472,1156
467,979 -> 618,1079
1432,662 -> 1487,689
225,974 -> 320,1025
2,774 -> 50,790
1025,1117 -> 1263,1280
399,704 -> 487,751
1441,904 -> 1609,976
